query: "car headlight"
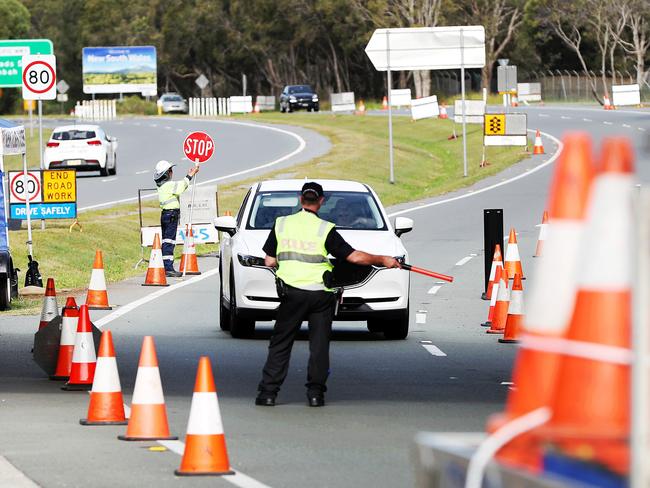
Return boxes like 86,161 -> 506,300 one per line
312,95 -> 319,101
289,96 -> 297,102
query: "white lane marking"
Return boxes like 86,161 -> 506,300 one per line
151,123 -> 158,127
388,130 -> 562,217
538,114 -> 549,117
639,127 -> 647,132
500,382 -> 514,385
560,116 -> 571,120
422,344 -> 447,356
603,121 -> 613,125
176,128 -> 183,132
455,256 -> 473,266
469,253 -> 478,257
0,456 -> 38,487
101,177 -> 117,183
94,268 -> 219,328
135,170 -> 149,175
164,126 -> 172,130
428,285 -> 442,295
79,121 -> 307,212
420,340 -> 432,344
622,124 -> 632,128
583,118 -> 592,122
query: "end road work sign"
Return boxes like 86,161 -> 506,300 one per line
9,169 -> 77,219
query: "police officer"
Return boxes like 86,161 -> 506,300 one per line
256,182 -> 400,407
153,160 -> 199,277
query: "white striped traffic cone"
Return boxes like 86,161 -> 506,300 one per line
118,336 -> 177,441
175,357 -> 234,476
500,274 -> 524,344
487,133 -> 596,471
534,211 -> 549,257
143,234 -> 168,286
86,250 -> 111,310
504,228 -> 524,279
50,297 -> 79,380
80,330 -> 127,425
38,278 -> 59,330
482,264 -> 503,327
487,268 -> 510,334
62,304 -> 97,391
483,244 -> 504,301
179,228 -> 201,275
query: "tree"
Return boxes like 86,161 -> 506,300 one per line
0,0 -> 30,39
457,0 -> 524,90
612,0 -> 650,86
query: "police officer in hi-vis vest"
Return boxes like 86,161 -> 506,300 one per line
256,182 -> 400,407
153,160 -> 199,277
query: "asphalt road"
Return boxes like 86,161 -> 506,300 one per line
1,105 -> 648,487
12,115 -> 330,211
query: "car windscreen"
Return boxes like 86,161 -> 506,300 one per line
288,85 -> 313,94
52,130 -> 96,141
163,96 -> 183,102
247,191 -> 387,231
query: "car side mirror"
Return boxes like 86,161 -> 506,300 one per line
394,217 -> 413,237
215,215 -> 237,236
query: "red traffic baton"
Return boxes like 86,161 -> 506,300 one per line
401,263 -> 454,283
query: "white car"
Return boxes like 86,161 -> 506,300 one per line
215,179 -> 413,339
44,124 -> 118,176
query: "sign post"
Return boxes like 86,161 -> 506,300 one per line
365,26 -> 485,182
182,131 -> 215,276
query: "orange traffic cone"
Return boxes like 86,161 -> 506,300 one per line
80,330 -> 127,425
175,357 -> 234,476
439,104 -> 448,119
50,297 -> 79,380
62,304 -> 97,391
118,336 -> 177,441
534,211 -> 549,257
482,244 -> 503,301
504,228 -> 524,279
381,96 -> 388,110
487,268 -> 509,334
86,250 -> 111,310
179,228 -> 201,276
356,99 -> 366,115
38,278 -> 59,330
482,265 -> 503,327
487,133 -> 596,472
499,273 -> 524,343
143,233 -> 169,286
603,93 -> 614,110
542,137 -> 634,475
533,130 -> 545,155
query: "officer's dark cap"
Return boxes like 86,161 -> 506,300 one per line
301,181 -> 324,201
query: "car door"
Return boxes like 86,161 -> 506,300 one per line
221,187 -> 253,300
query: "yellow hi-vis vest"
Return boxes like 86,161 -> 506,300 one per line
157,177 -> 190,210
275,210 -> 334,291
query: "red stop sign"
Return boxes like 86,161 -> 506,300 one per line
183,131 -> 215,163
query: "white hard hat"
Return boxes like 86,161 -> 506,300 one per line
153,160 -> 175,180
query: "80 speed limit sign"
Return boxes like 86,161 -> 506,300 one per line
22,54 -> 56,100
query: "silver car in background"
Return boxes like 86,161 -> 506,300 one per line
159,93 -> 188,114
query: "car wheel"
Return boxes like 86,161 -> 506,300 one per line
229,265 -> 255,338
219,260 -> 231,331
314,106 -> 320,112
100,163 -> 109,177
0,273 -> 10,311
280,103 -> 286,113
109,155 -> 117,176
382,305 -> 410,340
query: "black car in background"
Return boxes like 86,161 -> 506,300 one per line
279,85 -> 319,112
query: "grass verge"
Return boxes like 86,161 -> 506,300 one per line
3,113 -> 528,314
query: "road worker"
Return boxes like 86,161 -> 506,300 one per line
153,160 -> 199,277
256,181 -> 400,407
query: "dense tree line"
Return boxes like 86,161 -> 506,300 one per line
0,0 -> 648,110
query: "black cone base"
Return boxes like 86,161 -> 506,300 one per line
118,435 -> 179,441
175,470 -> 235,477
80,418 -> 128,426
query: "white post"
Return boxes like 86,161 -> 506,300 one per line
0,152 -> 8,250
460,28 -> 468,178
28,105 -> 33,137
386,30 -> 395,184
632,188 -> 650,487
226,98 -> 231,116
22,153 -> 33,257
38,101 -> 43,170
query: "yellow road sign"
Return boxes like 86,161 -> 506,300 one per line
484,114 -> 506,135
42,170 -> 76,202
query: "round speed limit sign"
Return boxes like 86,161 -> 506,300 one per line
22,54 -> 57,100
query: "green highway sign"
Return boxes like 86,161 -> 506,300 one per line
0,39 -> 53,87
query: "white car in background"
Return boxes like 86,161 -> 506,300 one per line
44,124 -> 117,176
215,179 -> 413,339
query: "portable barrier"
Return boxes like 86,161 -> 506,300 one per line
330,92 -> 356,113
188,98 -> 230,117
229,96 -> 253,114
255,96 -> 276,111
74,100 -> 117,121
612,84 -> 641,107
411,95 -> 439,120
453,99 -> 485,124
390,89 -> 412,107
517,83 -> 542,103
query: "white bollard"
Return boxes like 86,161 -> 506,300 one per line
112,99 -> 117,119
189,98 -> 193,117
226,98 -> 231,116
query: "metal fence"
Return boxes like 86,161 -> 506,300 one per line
428,69 -> 650,102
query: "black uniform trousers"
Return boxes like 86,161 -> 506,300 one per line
259,286 -> 336,396
160,209 -> 180,271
